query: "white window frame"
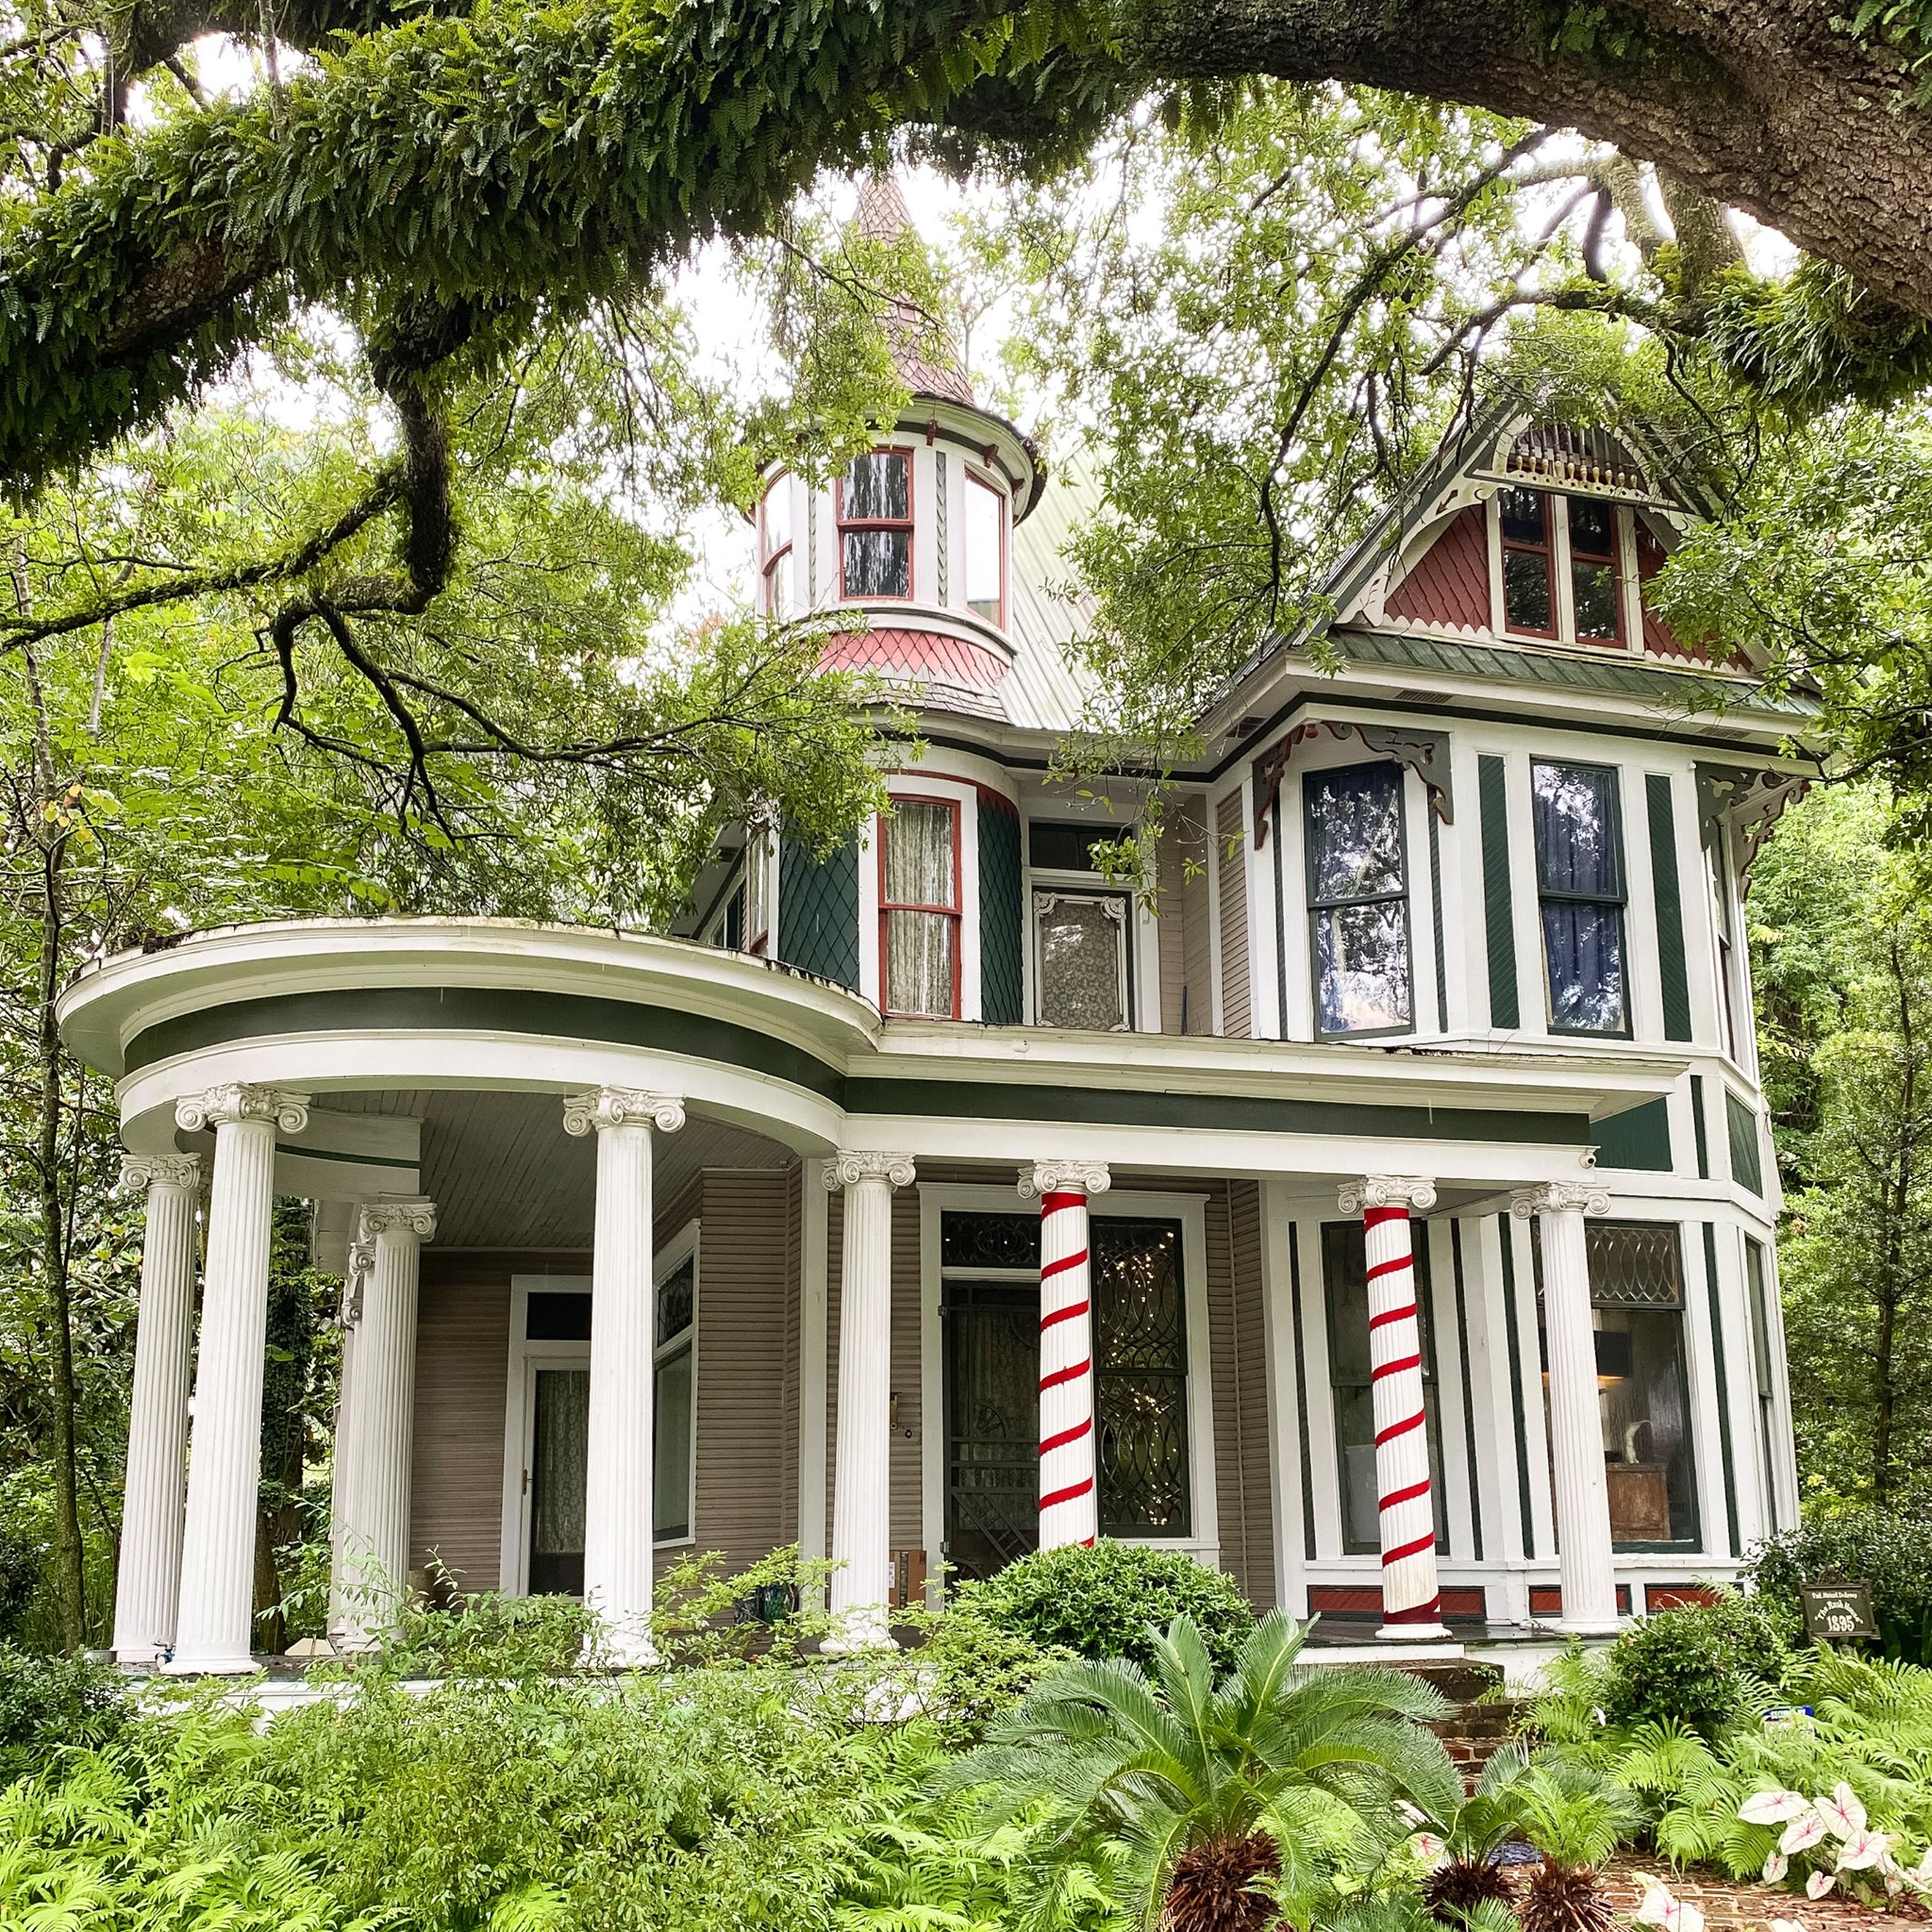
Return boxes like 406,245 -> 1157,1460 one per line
497,1224 -> 702,1594
917,1183 -> 1220,1592
1487,490 -> 1638,652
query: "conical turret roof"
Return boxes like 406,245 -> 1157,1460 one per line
853,171 -> 975,408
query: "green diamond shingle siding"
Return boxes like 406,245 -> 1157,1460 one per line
978,795 -> 1024,1025
1477,755 -> 1520,1028
777,835 -> 860,990
1646,774 -> 1694,1043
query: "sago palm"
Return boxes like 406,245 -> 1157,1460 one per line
1418,1740 -> 1538,1924
941,1610 -> 1463,1931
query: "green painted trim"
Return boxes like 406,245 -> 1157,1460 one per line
275,1142 -> 417,1169
841,1076 -> 1592,1144
1593,1096 -> 1674,1173
1428,808 -> 1449,1034
1450,1219 -> 1483,1562
1478,756 -> 1521,1029
1646,774 -> 1694,1042
1725,1091 -> 1765,1195
1288,1220 -> 1317,1562
1272,793 -> 1290,1041
127,987 -> 849,1101
1498,1212 -> 1536,1558
1690,1074 -> 1709,1179
1704,1221 -> 1741,1558
128,986 -> 1597,1146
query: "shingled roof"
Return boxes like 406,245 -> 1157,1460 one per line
853,171 -> 976,408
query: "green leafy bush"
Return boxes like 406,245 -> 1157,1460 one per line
1748,1510 -> 1932,1664
0,1641 -> 125,1780
948,1540 -> 1257,1677
1600,1596 -> 1789,1738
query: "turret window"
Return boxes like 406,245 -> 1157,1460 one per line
840,450 -> 914,599
1531,760 -> 1628,1034
1304,762 -> 1413,1037
879,797 -> 959,1017
965,471 -> 1008,626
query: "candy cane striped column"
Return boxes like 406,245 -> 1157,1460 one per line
1338,1176 -> 1448,1641
1020,1160 -> 1110,1551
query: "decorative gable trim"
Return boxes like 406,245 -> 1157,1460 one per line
1252,720 -> 1454,848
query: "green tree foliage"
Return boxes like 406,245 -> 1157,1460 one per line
1746,786 -> 1932,1510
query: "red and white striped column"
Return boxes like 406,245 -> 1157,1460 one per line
1020,1160 -> 1110,1550
1338,1175 -> 1449,1641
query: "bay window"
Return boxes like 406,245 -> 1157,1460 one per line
1034,891 -> 1131,1030
879,797 -> 959,1017
760,473 -> 794,618
839,450 -> 913,599
1305,761 -> 1412,1037
1531,759 -> 1628,1034
965,471 -> 1007,626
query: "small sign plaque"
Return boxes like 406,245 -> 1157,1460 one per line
1801,1582 -> 1877,1641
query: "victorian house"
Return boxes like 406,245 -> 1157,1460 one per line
70,180 -> 1807,1674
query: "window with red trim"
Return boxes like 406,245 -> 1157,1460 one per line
878,797 -> 958,1017
1499,487 -> 1556,635
759,475 -> 794,618
1567,497 -> 1623,642
964,471 -> 1007,626
839,450 -> 913,600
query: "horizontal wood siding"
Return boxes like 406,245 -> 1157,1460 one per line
409,1274 -> 510,1591
892,1186 -> 924,1552
1228,1180 -> 1275,1607
1177,794 -> 1212,1035
1216,791 -> 1252,1038
1158,830 -> 1188,1035
779,1161 -> 802,1542
691,1170 -> 792,1572
1201,1179 -> 1246,1591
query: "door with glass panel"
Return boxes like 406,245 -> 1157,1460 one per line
940,1211 -> 1192,1582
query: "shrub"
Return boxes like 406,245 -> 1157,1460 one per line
1747,1510 -> 1932,1665
1599,1595 -> 1788,1738
949,1540 -> 1257,1676
0,1642 -> 125,1780
0,1523 -> 41,1641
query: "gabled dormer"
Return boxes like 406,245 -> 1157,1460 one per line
1351,418 -> 1716,666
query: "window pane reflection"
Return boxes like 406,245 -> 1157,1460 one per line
1318,902 -> 1411,1032
1532,761 -> 1626,1033
1305,762 -> 1412,1036
842,527 -> 910,598
844,452 -> 909,520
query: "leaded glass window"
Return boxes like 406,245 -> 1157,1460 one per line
1093,1219 -> 1191,1537
839,450 -> 913,599
880,798 -> 959,1018
1305,762 -> 1412,1036
1532,760 -> 1628,1034
1034,891 -> 1130,1031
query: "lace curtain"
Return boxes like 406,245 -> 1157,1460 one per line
884,801 -> 956,1016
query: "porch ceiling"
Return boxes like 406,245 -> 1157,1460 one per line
325,1089 -> 791,1249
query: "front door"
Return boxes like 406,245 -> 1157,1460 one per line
942,1280 -> 1040,1582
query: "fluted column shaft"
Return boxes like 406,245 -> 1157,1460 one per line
333,1200 -> 435,1646
567,1088 -> 684,1667
1341,1176 -> 1447,1641
111,1154 -> 201,1666
824,1151 -> 914,1651
327,1265 -> 367,1642
1515,1182 -> 1619,1634
166,1085 -> 308,1675
1022,1160 -> 1109,1553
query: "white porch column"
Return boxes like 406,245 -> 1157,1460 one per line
565,1087 -> 684,1667
1019,1160 -> 1109,1552
1512,1180 -> 1619,1634
165,1084 -> 308,1675
1338,1175 -> 1449,1641
111,1152 -> 202,1667
823,1150 -> 915,1651
333,1198 -> 436,1647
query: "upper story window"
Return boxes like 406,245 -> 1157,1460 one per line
1304,762 -> 1412,1037
759,475 -> 794,618
840,450 -> 913,600
964,471 -> 1008,626
700,830 -> 770,956
1035,891 -> 1131,1030
1531,760 -> 1628,1034
1498,485 -> 1628,647
879,797 -> 958,1017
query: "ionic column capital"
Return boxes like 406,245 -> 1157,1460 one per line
358,1196 -> 439,1243
175,1084 -> 308,1135
1020,1159 -> 1111,1199
119,1151 -> 201,1194
1510,1180 -> 1613,1220
341,1238 -> 375,1327
561,1088 -> 685,1137
822,1150 -> 917,1191
1339,1174 -> 1437,1215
